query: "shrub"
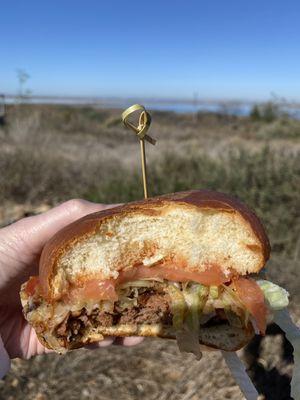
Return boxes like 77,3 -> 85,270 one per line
250,102 -> 282,122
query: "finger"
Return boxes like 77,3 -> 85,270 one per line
199,344 -> 218,352
84,337 -> 116,349
0,200 -> 120,289
6,200 -> 121,257
115,336 -> 144,347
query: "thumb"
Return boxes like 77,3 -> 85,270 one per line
2,200 -> 117,260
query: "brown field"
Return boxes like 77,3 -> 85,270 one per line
0,104 -> 299,399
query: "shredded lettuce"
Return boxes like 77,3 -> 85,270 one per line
118,280 -> 155,289
183,290 -> 200,326
220,285 -> 246,321
116,280 -> 160,310
256,280 -> 289,310
183,284 -> 208,334
209,285 -> 219,299
166,284 -> 187,330
168,281 -> 250,359
221,285 -> 244,307
179,284 -> 207,359
137,277 -> 164,283
115,296 -> 138,311
175,325 -> 203,360
183,283 -> 208,309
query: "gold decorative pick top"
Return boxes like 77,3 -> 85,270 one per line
122,104 -> 156,199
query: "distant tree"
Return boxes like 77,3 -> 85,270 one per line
250,104 -> 261,120
250,101 -> 281,122
261,101 -> 280,122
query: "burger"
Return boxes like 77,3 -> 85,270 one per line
20,190 -> 289,355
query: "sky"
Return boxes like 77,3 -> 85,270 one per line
1,0 -> 300,101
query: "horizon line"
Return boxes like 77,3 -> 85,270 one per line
2,93 -> 300,106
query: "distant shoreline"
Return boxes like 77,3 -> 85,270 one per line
2,95 -> 300,118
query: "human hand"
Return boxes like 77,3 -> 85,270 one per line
0,199 -> 143,362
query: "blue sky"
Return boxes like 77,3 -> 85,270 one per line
1,0 -> 300,100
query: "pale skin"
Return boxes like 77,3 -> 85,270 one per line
0,199 -> 143,360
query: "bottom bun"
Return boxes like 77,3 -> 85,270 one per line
38,323 -> 254,354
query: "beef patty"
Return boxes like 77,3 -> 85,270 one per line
55,288 -> 232,344
55,289 -> 172,343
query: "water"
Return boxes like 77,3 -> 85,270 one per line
141,101 -> 252,116
3,96 -> 300,119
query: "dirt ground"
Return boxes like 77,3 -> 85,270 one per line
1,310 -> 300,400
0,320 -> 298,400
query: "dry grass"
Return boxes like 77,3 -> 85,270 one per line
1,340 -> 244,400
0,104 -> 299,399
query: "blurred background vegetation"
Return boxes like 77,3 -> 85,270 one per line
0,102 -> 299,293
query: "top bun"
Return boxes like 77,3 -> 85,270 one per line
39,190 -> 270,301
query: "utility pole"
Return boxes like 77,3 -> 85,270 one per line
17,69 -> 30,102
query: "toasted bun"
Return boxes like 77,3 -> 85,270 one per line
39,190 -> 270,301
35,321 -> 254,353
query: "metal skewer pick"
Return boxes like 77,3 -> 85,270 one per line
122,104 -> 156,199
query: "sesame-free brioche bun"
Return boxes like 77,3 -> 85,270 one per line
20,190 -> 270,353
39,190 -> 270,301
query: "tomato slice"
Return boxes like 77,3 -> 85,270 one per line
24,276 -> 40,297
68,279 -> 118,302
233,277 -> 267,334
66,264 -> 231,302
117,264 -> 231,286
